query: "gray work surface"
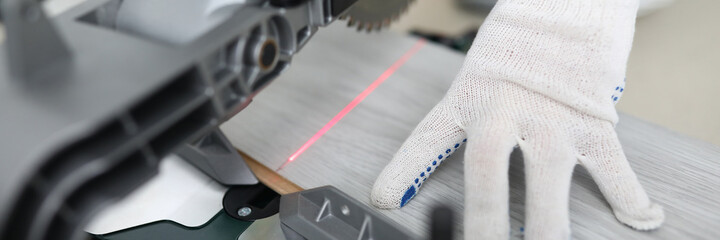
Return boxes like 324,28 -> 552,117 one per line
222,23 -> 720,239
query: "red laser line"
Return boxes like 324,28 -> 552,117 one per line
277,39 -> 427,171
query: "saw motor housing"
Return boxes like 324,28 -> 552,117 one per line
0,0 -> 359,239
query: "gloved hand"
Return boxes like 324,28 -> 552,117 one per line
370,0 -> 664,239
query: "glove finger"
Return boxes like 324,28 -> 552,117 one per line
464,121 -> 517,240
371,100 -> 465,209
519,130 -> 576,240
577,122 -> 664,230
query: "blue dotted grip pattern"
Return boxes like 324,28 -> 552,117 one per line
400,138 -> 467,207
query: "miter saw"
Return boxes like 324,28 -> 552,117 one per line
0,0 -> 423,239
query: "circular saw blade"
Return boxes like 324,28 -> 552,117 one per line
343,0 -> 413,31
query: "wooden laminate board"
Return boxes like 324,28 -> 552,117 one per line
221,24 -> 720,239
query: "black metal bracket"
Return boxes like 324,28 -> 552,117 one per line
222,183 -> 280,221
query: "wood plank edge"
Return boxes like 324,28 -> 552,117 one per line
237,149 -> 303,195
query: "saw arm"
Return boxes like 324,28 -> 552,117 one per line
0,1 -> 363,239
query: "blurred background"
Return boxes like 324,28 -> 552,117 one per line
4,0 -> 719,145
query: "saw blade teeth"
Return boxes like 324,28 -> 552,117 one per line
356,22 -> 365,31
343,0 -> 412,32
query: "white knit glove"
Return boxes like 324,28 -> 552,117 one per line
370,0 -> 664,239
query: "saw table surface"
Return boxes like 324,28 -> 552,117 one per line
221,24 -> 720,239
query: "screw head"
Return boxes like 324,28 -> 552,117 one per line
341,205 -> 350,216
237,207 -> 252,217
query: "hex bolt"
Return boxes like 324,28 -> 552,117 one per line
237,207 -> 252,217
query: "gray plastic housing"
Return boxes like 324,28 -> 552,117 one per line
0,0 -> 357,239
280,186 -> 418,240
176,127 -> 259,185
